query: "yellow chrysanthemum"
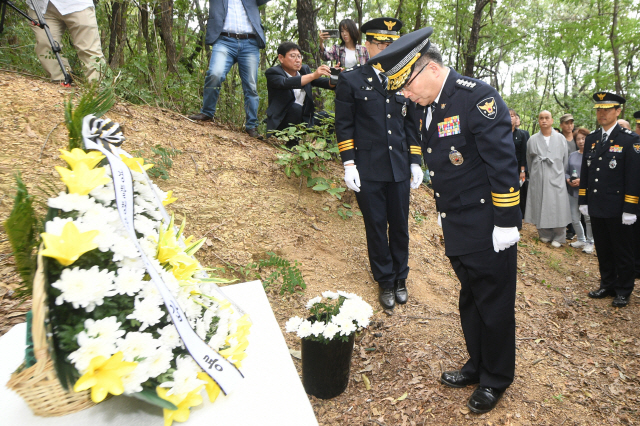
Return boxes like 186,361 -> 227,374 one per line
40,221 -> 99,266
59,148 -> 105,170
55,163 -> 111,195
163,190 -> 178,206
196,372 -> 221,403
157,386 -> 203,426
119,154 -> 154,173
73,352 -> 137,403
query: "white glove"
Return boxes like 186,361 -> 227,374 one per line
344,165 -> 361,192
410,164 -> 423,189
492,226 -> 520,252
622,213 -> 637,225
579,205 -> 589,216
437,212 -> 442,227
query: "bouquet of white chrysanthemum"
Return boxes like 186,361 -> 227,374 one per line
285,291 -> 373,343
30,134 -> 250,424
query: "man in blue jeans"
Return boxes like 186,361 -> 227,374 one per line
189,0 -> 270,139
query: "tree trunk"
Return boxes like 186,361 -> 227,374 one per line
296,0 -> 318,66
354,0 -> 363,29
154,0 -> 178,73
413,0 -> 425,32
463,0 -> 490,77
139,2 -> 155,75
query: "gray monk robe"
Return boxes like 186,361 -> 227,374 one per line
524,131 -> 572,228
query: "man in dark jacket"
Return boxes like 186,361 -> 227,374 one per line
189,0 -> 270,139
509,108 -> 529,215
265,42 -> 334,140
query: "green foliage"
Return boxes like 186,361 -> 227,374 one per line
258,252 -> 306,295
64,83 -> 116,150
307,176 -> 345,200
134,145 -> 182,180
412,210 -> 427,224
3,173 -> 41,300
337,203 -> 361,220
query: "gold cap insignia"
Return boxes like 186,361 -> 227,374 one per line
371,62 -> 385,72
597,93 -> 606,100
384,20 -> 396,31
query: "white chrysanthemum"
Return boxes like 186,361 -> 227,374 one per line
305,296 -> 322,309
322,291 -> 339,300
310,321 -> 325,337
137,236 -> 158,260
89,183 -> 116,205
296,320 -> 313,339
339,321 -> 356,336
322,322 -> 340,340
45,216 -> 75,235
341,299 -> 373,327
117,255 -> 145,271
208,320 -> 229,350
161,356 -> 206,396
114,267 -> 146,296
142,346 -> 174,378
178,293 -> 203,321
285,316 -> 303,333
76,220 -> 118,253
158,324 -> 181,349
84,317 -> 125,342
139,282 -> 163,305
52,266 -> 116,312
127,297 -> 165,331
68,332 -> 116,373
116,332 -> 160,362
330,312 -> 352,328
80,205 -> 120,230
160,270 -> 181,296
122,366 -> 150,394
48,192 -> 96,213
134,214 -> 159,238
110,234 -> 140,262
134,180 -> 156,200
337,290 -> 360,300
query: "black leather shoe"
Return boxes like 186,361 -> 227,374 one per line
394,279 -> 408,304
467,386 -> 504,414
440,370 -> 479,388
588,288 -> 616,298
246,127 -> 264,139
188,112 -> 213,121
612,295 -> 629,307
378,287 -> 395,310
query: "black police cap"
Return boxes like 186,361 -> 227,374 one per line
592,91 -> 625,109
366,27 -> 433,92
634,110 -> 640,124
360,18 -> 402,43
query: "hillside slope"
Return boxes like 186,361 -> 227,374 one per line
0,71 -> 638,425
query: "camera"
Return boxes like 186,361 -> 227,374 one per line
322,29 -> 340,38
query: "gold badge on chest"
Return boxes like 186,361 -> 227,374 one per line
449,146 -> 464,165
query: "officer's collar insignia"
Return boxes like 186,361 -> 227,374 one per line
634,144 -> 640,154
367,77 -> 373,82
476,97 -> 497,119
384,20 -> 397,30
597,93 -> 606,100
456,79 -> 476,89
371,63 -> 385,72
441,103 -> 446,109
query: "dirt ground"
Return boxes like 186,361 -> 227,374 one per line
0,71 -> 638,426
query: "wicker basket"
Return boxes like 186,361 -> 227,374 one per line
6,250 -> 96,417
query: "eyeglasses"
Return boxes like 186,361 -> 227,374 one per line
405,61 -> 431,89
371,40 -> 391,50
287,54 -> 303,60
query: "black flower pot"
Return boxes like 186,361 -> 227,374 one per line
301,331 -> 355,399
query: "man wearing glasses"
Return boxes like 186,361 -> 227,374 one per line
371,27 -> 521,413
335,18 -> 423,311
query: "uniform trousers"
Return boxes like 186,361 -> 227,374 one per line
355,179 -> 410,289
29,3 -> 105,81
591,216 -> 635,297
449,245 -> 517,390
634,220 -> 640,276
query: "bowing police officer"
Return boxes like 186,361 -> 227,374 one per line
579,93 -> 640,307
371,27 -> 522,414
335,17 -> 423,311
634,110 -> 640,136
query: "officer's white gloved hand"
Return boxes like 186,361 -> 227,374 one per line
492,226 -> 520,252
622,213 -> 637,225
437,212 -> 442,227
410,164 -> 423,189
344,165 -> 361,192
579,205 -> 589,216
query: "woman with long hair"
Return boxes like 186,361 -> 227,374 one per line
319,19 -> 369,69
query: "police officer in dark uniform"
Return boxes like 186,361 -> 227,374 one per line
634,110 -> 640,136
634,111 -> 640,279
335,17 -> 423,311
579,93 -> 640,307
371,27 -> 522,414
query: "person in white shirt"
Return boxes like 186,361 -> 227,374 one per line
28,0 -> 105,82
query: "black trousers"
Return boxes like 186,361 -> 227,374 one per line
448,245 -> 517,390
355,179 -> 410,289
591,216 -> 636,297
634,220 -> 640,276
519,180 -> 528,217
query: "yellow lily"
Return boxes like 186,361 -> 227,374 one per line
55,163 -> 111,195
41,221 -> 99,266
220,340 -> 249,368
59,148 -> 105,170
163,190 -> 178,206
169,253 -> 200,280
196,372 -> 221,403
73,352 -> 137,403
156,221 -> 181,264
119,154 -> 154,173
157,386 -> 203,426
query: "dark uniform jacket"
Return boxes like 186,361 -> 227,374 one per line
335,64 -> 421,182
265,64 -> 333,133
206,0 -> 270,48
578,125 -> 640,218
420,68 -> 522,256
